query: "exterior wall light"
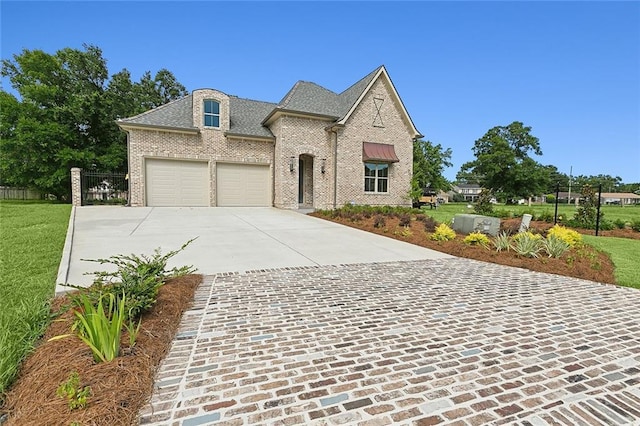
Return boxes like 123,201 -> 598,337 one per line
321,158 -> 326,174
289,156 -> 295,172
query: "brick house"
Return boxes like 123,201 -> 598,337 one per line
117,65 -> 422,209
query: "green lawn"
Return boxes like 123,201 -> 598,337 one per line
582,236 -> 640,289
0,201 -> 71,397
429,202 -> 640,225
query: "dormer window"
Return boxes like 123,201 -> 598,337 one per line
203,100 -> 220,127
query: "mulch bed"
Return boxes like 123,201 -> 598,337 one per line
0,274 -> 202,426
312,214 -> 617,285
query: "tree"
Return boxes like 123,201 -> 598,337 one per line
1,45 -> 187,199
411,139 -> 452,199
457,121 -> 550,202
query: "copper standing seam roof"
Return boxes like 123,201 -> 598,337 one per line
362,142 -> 400,163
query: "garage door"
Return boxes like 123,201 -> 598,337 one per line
145,159 -> 209,206
216,163 -> 271,207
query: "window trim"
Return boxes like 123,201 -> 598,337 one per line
203,99 -> 220,128
364,162 -> 389,194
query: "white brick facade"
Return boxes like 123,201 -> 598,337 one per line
121,67 -> 420,209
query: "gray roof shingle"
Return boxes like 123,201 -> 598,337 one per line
228,97 -> 277,138
118,95 -> 196,130
118,66 -> 384,138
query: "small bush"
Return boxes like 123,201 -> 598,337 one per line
398,213 -> 411,227
430,223 -> 456,241
599,220 -> 615,231
463,232 -> 490,247
350,213 -> 363,222
415,213 -> 426,222
512,231 -> 543,242
373,215 -> 386,228
492,231 -> 511,252
546,225 -> 582,247
537,210 -> 554,223
423,216 -> 438,232
613,219 -> 627,229
545,194 -> 556,204
542,235 -> 571,258
631,219 -> 640,232
493,208 -> 514,219
74,239 -> 197,319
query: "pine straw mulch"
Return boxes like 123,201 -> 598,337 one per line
0,274 -> 202,426
311,214 -> 617,285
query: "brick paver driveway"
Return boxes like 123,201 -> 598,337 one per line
141,258 -> 640,425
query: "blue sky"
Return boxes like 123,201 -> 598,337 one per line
2,1 -> 639,183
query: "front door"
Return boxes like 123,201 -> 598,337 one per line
298,158 -> 304,204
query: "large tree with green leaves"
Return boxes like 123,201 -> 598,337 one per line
0,45 -> 187,200
457,121 -> 550,202
411,139 -> 452,199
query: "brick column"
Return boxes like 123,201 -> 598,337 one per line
71,167 -> 82,206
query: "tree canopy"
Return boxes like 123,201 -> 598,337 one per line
0,45 -> 187,200
411,139 -> 452,198
457,121 -> 550,201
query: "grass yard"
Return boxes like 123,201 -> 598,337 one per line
582,235 -> 640,289
430,202 -> 640,225
0,201 -> 70,397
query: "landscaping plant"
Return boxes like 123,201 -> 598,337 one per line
511,232 -> 543,258
542,235 -> 571,258
492,231 -> 511,252
50,293 -> 126,363
463,232 -> 490,247
70,239 -> 197,319
546,225 -> 582,247
430,223 -> 456,241
56,371 -> 91,410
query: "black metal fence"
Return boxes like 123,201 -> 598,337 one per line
81,171 -> 128,206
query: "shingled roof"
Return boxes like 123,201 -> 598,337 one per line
117,66 -> 405,139
118,95 -> 196,131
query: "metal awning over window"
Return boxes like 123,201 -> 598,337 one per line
362,142 -> 399,163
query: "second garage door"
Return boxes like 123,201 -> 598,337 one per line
146,159 -> 209,206
216,163 -> 271,207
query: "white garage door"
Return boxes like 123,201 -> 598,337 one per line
145,159 -> 209,206
216,163 -> 271,207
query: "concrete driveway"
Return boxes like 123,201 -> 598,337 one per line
56,206 -> 450,293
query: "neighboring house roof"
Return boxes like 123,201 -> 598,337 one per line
117,65 -> 422,139
456,183 -> 482,189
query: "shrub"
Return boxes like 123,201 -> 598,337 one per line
545,194 -> 556,204
542,235 -> 571,258
74,239 -> 196,319
398,213 -> 411,227
350,213 -> 363,222
546,225 -> 582,247
423,216 -> 438,232
631,219 -> 640,232
613,219 -> 627,229
474,189 -> 494,215
463,232 -> 490,247
493,208 -> 514,219
573,184 -> 604,228
492,231 -> 511,252
373,215 -> 386,228
537,210 -> 554,223
511,232 -> 543,258
415,214 -> 426,222
430,223 -> 456,241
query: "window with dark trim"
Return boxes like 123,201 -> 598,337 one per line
204,100 -> 220,127
364,163 -> 389,193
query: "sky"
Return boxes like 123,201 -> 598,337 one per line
2,1 -> 639,184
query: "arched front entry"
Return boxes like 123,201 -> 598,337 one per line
298,154 -> 314,208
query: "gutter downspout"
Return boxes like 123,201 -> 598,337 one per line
333,129 -> 338,209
